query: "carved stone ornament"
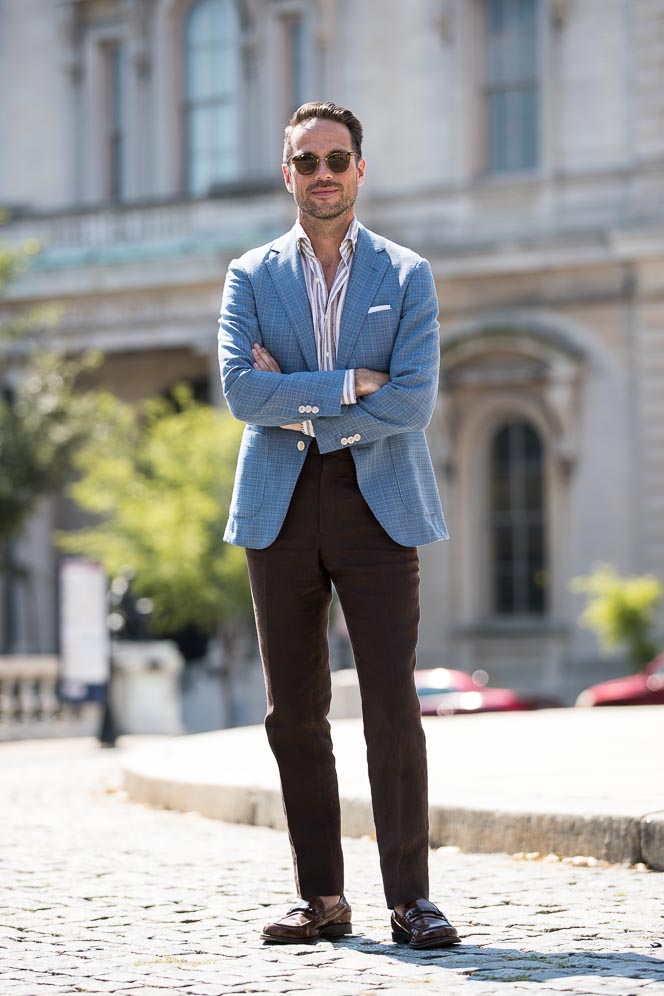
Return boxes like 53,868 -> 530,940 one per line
315,0 -> 336,49
439,325 -> 585,479
124,0 -> 152,78
435,0 -> 455,43
550,0 -> 572,30
56,0 -> 83,84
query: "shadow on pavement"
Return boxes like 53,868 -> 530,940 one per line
331,937 -> 664,983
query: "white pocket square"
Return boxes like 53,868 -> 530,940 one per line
368,304 -> 391,313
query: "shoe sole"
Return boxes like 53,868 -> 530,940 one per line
391,926 -> 461,949
262,922 -> 353,944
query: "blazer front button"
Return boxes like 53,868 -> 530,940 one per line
298,405 -> 306,414
297,440 -> 305,452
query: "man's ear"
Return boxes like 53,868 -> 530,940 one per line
357,158 -> 366,187
282,163 -> 293,192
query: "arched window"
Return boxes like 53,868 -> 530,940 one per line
490,419 -> 547,615
184,0 -> 240,195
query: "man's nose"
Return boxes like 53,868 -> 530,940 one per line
314,157 -> 333,177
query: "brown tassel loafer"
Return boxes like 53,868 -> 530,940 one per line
261,895 -> 352,944
391,899 -> 461,949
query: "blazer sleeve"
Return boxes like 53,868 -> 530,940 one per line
218,259 -> 347,426
313,258 -> 441,453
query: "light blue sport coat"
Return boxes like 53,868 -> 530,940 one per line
217,221 -> 448,549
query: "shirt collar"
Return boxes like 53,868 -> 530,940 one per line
295,216 -> 359,261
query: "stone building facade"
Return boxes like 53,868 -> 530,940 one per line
1,0 -> 663,702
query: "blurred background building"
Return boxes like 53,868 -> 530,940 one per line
1,0 -> 663,710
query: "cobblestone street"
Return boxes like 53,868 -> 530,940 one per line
1,738 -> 663,996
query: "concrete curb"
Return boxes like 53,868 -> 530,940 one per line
640,812 -> 664,871
123,760 -> 664,870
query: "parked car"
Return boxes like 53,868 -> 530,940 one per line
575,652 -> 664,707
414,667 -> 560,716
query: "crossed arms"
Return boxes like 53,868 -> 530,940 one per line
218,257 -> 441,454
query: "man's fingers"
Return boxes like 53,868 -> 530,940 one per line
355,368 -> 389,396
252,343 -> 282,373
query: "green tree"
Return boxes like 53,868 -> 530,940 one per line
0,350 -> 104,547
1,239 -> 100,547
57,387 -> 251,656
570,564 -> 663,671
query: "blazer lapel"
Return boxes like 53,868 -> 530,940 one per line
336,227 -> 390,369
265,230 -> 318,372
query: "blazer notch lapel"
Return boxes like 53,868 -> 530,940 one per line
336,235 -> 390,369
266,235 -> 318,371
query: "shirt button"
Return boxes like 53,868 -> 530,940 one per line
311,406 -> 319,414
341,437 -> 348,445
298,405 -> 306,414
297,440 -> 305,452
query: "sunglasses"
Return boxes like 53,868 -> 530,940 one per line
287,151 -> 358,176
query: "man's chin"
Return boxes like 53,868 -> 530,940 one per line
303,200 -> 353,221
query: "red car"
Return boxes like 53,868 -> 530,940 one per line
575,652 -> 664,707
414,667 -> 558,716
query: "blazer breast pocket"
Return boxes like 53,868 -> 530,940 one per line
356,308 -> 398,366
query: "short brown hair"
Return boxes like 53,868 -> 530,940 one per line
283,101 -> 363,163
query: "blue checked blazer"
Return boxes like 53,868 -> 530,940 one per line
217,222 -> 448,549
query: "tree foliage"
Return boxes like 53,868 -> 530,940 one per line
570,563 -> 663,671
57,388 -> 251,638
0,240 -> 102,548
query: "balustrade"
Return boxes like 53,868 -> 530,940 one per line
0,656 -> 99,741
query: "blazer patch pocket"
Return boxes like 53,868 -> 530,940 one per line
229,427 -> 267,518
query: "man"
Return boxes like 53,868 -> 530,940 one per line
218,101 -> 459,949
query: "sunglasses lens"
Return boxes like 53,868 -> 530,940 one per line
291,155 -> 317,175
290,152 -> 354,175
328,153 -> 352,173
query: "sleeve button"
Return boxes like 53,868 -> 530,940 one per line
298,405 -> 306,414
341,437 -> 348,445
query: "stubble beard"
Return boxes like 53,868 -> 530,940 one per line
299,186 -> 357,221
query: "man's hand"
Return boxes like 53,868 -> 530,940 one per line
252,343 -> 388,425
252,345 -> 301,430
252,343 -> 281,373
355,368 -> 389,396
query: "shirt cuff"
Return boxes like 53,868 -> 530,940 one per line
301,420 -> 315,436
342,369 -> 356,406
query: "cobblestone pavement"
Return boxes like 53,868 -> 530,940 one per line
1,739 -> 663,996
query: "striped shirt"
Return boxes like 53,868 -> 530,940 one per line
295,216 -> 358,435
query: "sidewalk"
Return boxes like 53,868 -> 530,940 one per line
3,736 -> 664,995
122,705 -> 664,870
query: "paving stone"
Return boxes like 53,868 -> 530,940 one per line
0,738 -> 663,995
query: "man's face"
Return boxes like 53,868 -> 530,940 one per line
282,118 -> 366,222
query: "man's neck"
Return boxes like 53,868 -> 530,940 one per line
297,211 -> 355,262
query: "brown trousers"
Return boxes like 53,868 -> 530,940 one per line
245,441 -> 429,908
